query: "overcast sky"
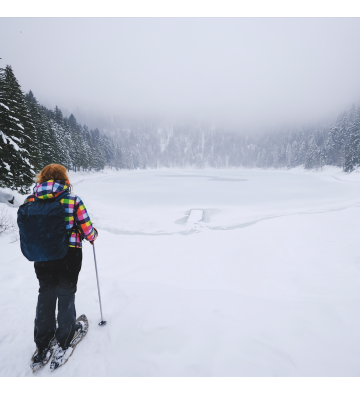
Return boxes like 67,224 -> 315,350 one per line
1,18 -> 360,130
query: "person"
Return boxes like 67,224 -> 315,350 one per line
23,164 -> 98,364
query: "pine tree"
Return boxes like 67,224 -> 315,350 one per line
0,66 -> 35,193
102,134 -> 116,169
304,135 -> 319,169
40,105 -> 60,165
62,118 -> 74,171
344,107 -> 360,172
339,113 -> 349,169
291,141 -> 299,166
3,67 -> 40,172
325,125 -> 340,165
50,107 -> 71,169
286,143 -> 293,168
89,128 -> 106,170
25,90 -> 54,169
79,125 -> 91,171
68,114 -> 85,171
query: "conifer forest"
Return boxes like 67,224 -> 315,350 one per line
1,64 -> 360,194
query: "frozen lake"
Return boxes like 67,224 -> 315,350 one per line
1,167 -> 360,376
75,168 -> 360,235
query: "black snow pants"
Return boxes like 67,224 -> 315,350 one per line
34,247 -> 82,351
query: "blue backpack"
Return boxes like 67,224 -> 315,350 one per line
17,191 -> 72,262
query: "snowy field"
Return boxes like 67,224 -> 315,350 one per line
1,166 -> 360,376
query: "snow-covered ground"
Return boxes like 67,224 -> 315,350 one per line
1,166 -> 360,376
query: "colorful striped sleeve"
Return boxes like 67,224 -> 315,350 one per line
74,197 -> 97,242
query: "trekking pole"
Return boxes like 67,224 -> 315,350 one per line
92,243 -> 107,326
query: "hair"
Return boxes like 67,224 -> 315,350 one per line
36,164 -> 71,186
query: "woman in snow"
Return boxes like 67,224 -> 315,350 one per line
23,163 -> 98,366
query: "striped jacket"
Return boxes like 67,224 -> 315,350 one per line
24,179 -> 97,248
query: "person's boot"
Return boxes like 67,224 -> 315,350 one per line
75,321 -> 82,333
50,323 -> 82,370
50,343 -> 69,370
32,335 -> 56,364
33,347 -> 50,364
31,336 -> 57,372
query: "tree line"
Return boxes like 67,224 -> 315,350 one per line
1,64 -> 360,194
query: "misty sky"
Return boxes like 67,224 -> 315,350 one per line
1,18 -> 360,130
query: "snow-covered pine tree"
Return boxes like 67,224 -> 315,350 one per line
100,133 -> 116,169
339,113 -> 349,169
25,90 -> 55,169
2,67 -> 41,173
89,128 -> 106,171
50,107 -> 71,170
326,124 -> 341,166
68,114 -> 83,171
272,144 -> 280,168
112,142 -> 122,170
344,106 -> 360,172
79,125 -> 91,171
304,134 -> 319,169
40,105 -> 61,165
349,103 -> 356,123
291,141 -> 299,167
0,66 -> 36,193
286,143 -> 293,168
62,118 -> 74,171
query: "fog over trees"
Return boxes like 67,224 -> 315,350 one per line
1,64 -> 360,194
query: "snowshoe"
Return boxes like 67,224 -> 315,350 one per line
50,314 -> 89,372
31,336 -> 57,373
